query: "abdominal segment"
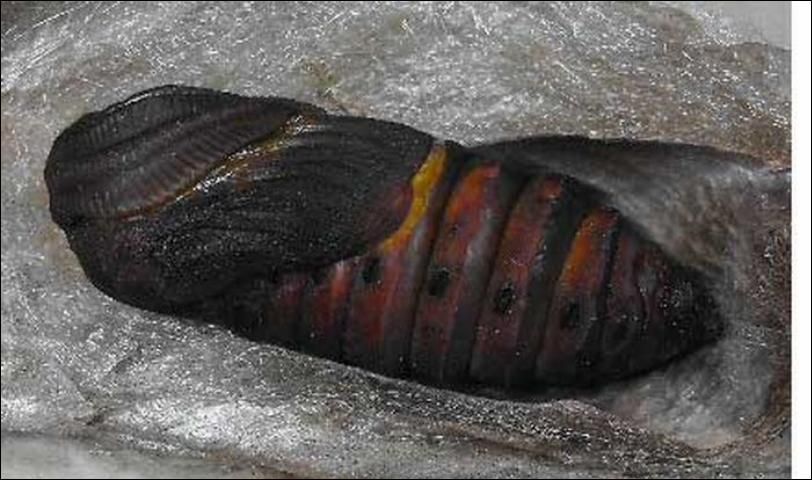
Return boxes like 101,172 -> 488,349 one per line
225,145 -> 722,389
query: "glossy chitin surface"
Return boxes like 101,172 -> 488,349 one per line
229,146 -> 721,389
44,87 -> 722,391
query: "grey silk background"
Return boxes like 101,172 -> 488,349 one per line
1,2 -> 791,477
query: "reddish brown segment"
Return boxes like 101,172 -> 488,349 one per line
410,163 -> 523,384
298,261 -> 357,359
600,229 -> 646,376
630,242 -> 720,374
535,208 -> 619,385
469,175 -> 587,388
342,146 -> 457,375
635,243 -> 679,375
252,273 -> 309,347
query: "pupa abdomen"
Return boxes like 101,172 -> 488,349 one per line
45,85 -> 722,390
211,143 -> 720,388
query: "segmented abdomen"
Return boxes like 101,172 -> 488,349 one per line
221,144 -> 719,389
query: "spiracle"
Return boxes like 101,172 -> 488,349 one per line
45,85 -> 723,390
